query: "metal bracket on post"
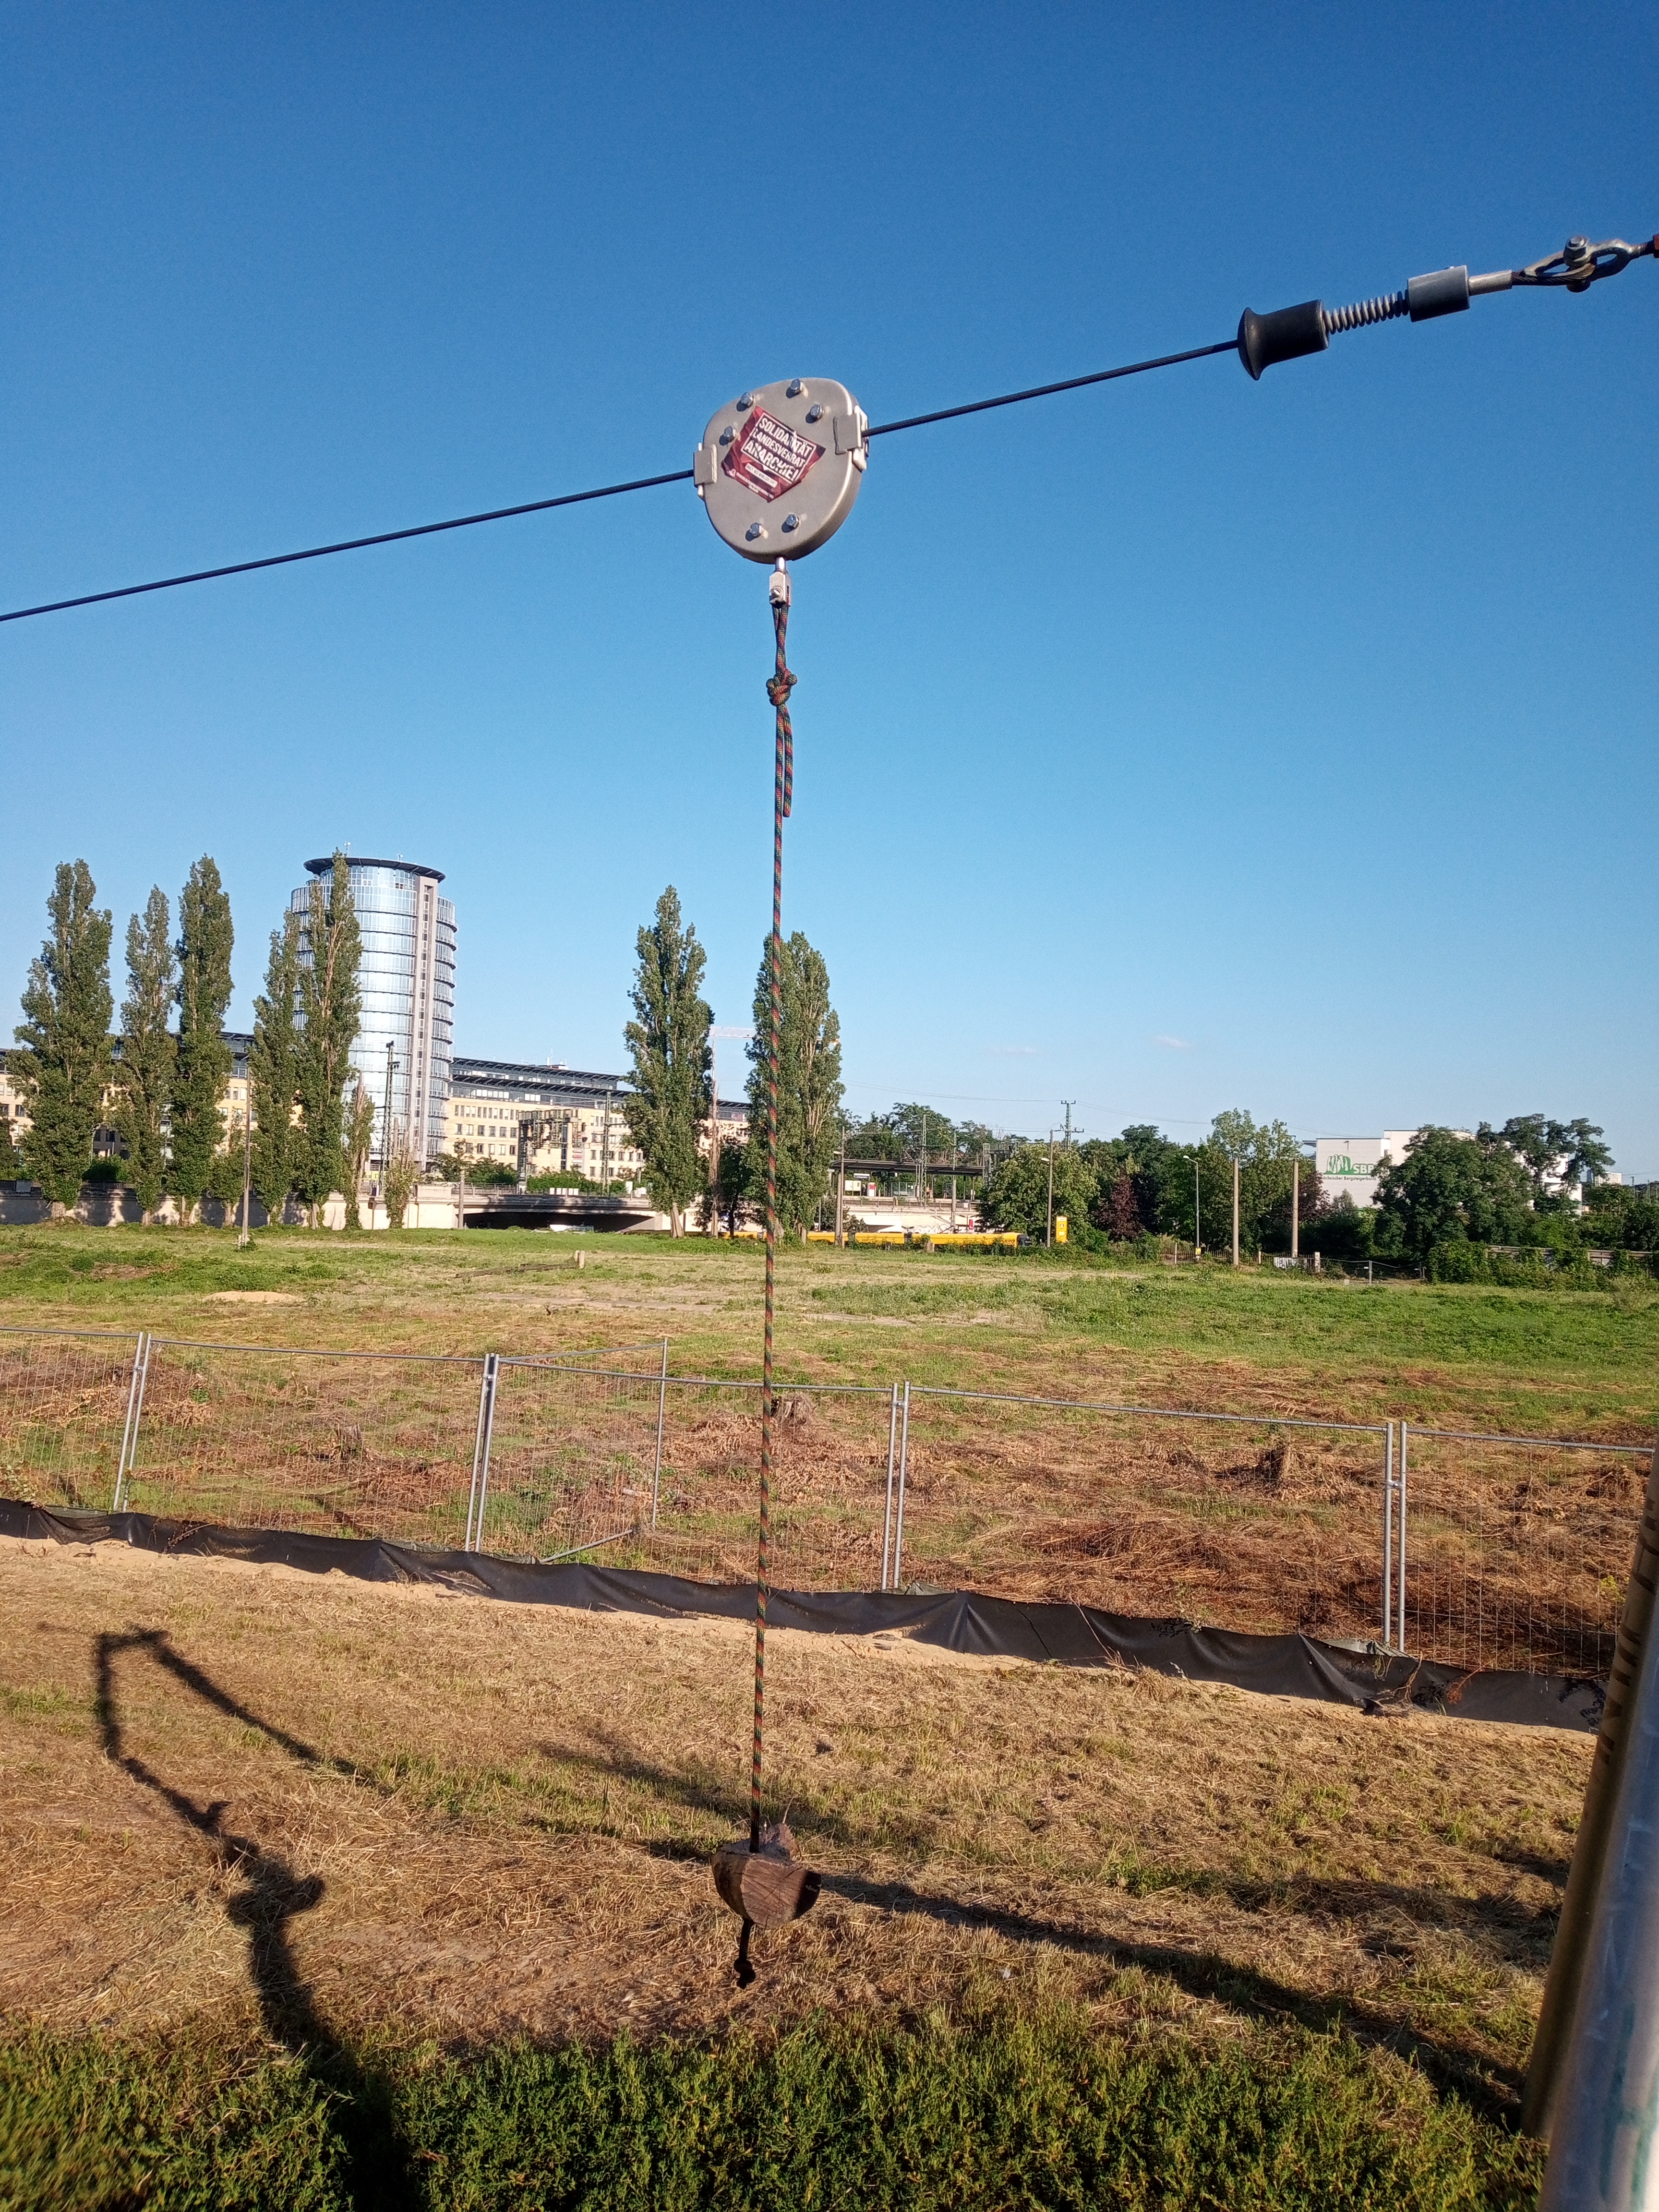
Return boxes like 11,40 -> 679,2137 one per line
891,1381 -> 912,1593
465,1353 -> 500,1554
880,1382 -> 899,1591
651,1337 -> 668,1529
112,1331 -> 151,1513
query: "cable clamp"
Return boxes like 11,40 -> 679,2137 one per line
768,559 -> 791,609
1511,234 -> 1656,292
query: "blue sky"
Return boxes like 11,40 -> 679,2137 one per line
4,5 -> 1655,1168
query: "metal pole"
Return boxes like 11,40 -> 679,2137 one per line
1231,1156 -> 1240,1266
651,1337 -> 668,1528
1194,1161 -> 1201,1256
892,1380 -> 911,1591
1396,1419 -> 1408,1651
1525,1433 -> 1659,2140
112,1331 -> 147,1512
465,1354 -> 497,1551
1046,1132 -> 1055,1247
238,1084 -> 253,1248
381,1039 -> 397,1211
835,1127 -> 845,1248
115,1333 -> 152,1514
1381,1420 -> 1395,1644
881,1382 -> 898,1589
1291,1158 -> 1299,1261
1538,1565 -> 1659,2208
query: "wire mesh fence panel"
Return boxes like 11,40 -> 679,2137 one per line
897,1392 -> 1387,1640
647,1381 -> 897,1588
125,1341 -> 485,1549
478,1370 -> 897,1586
479,1358 -> 668,1563
0,1328 -> 140,1511
1400,1433 -> 1647,1676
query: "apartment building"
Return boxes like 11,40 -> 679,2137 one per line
444,1055 -> 748,1183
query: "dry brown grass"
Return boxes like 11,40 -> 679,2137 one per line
0,1531 -> 1589,2110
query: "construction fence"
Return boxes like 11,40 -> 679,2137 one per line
1,1324 -> 1650,1681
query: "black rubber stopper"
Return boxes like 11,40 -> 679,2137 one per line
1236,301 -> 1329,381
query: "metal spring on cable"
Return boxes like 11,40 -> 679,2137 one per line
1322,290 -> 1408,336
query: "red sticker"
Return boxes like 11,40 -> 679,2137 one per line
722,409 -> 823,501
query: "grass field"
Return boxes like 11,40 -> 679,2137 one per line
3,1222 -> 1648,2204
3,1220 -> 1658,1435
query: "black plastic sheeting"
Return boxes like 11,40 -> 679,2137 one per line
1,1497 -> 1604,1733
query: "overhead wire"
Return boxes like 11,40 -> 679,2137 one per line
0,338 -> 1237,626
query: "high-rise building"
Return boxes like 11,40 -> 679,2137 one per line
291,857 -> 456,1166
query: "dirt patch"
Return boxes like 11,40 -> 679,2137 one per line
201,1290 -> 302,1305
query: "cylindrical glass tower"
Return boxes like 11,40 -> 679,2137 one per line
291,858 -> 456,1166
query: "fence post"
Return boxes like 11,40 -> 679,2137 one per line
466,1354 -> 500,1553
651,1336 -> 668,1529
881,1382 -> 899,1590
1381,1420 -> 1395,1645
892,1380 -> 912,1593
112,1331 -> 150,1513
1396,1419 -> 1409,1652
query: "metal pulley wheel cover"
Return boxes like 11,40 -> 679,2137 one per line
695,378 -> 867,562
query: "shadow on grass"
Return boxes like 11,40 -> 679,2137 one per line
93,1628 -> 408,2204
538,1728 -> 1535,2121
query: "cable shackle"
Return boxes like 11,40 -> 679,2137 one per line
1237,228 -> 1656,378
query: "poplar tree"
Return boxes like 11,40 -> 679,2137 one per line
746,930 -> 844,1238
622,886 -> 712,1236
170,856 -> 234,1224
249,913 -> 301,1225
111,888 -> 177,1219
12,861 -> 113,1206
293,854 -> 362,1226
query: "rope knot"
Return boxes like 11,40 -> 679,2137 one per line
765,667 -> 796,709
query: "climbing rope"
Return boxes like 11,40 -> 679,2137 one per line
734,560 -> 794,1987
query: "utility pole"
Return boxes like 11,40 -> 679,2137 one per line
835,1124 -> 846,1248
707,1052 -> 720,1235
601,1086 -> 613,1192
1062,1100 -> 1075,1147
237,1070 -> 252,1249
1046,1131 -> 1056,1247
1291,1157 -> 1300,1262
1194,1160 -> 1201,1258
1231,1155 -> 1240,1266
919,1107 -> 928,1213
380,1040 -> 397,1224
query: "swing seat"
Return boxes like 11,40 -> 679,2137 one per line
713,1820 -> 821,1929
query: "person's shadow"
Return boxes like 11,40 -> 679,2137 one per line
94,1628 -> 405,2192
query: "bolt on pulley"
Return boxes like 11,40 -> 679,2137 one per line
1237,229 -> 1657,378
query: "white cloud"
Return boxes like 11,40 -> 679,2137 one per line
1153,1034 -> 1193,1051
988,1044 -> 1038,1057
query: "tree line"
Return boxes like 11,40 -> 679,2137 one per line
620,887 -> 844,1237
5,854 -> 368,1226
971,1111 -> 1636,1270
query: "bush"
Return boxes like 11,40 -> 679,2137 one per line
1427,1241 -> 1605,1290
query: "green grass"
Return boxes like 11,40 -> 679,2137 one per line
1,2010 -> 1544,2212
3,1221 -> 1656,1431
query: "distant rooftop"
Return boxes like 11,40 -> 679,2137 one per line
304,856 -> 445,881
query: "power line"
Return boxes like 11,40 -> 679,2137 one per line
0,338 -> 1235,627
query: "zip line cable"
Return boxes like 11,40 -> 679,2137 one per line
1,228 -> 1649,628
